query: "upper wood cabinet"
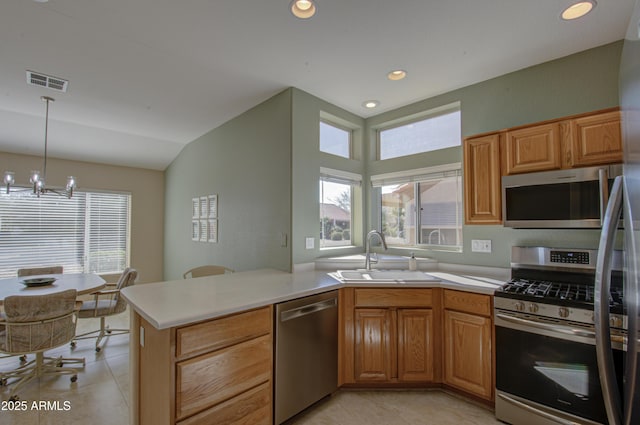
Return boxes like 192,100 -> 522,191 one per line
564,110 -> 623,167
463,133 -> 502,225
503,123 -> 562,174
464,108 -> 622,224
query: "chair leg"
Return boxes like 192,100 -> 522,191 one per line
7,352 -> 85,401
73,316 -> 129,352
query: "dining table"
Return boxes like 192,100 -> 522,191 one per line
0,273 -> 106,304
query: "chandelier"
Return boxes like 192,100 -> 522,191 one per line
3,96 -> 76,198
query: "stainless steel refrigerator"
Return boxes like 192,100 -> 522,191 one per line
595,1 -> 640,423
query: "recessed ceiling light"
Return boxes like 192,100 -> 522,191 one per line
32,0 -> 49,3
362,100 -> 380,109
290,0 -> 317,19
561,1 -> 596,21
387,70 -> 407,81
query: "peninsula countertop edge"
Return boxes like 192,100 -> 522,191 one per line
121,268 -> 507,330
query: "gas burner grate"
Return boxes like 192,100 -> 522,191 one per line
500,278 -> 620,307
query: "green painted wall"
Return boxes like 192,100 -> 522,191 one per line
164,41 -> 623,277
364,41 -> 623,268
290,88 -> 366,265
163,90 -> 292,279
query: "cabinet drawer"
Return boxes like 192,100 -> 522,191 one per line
176,381 -> 271,425
443,290 -> 491,317
176,334 -> 272,420
355,288 -> 432,307
176,306 -> 271,358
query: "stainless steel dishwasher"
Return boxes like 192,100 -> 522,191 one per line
274,290 -> 338,424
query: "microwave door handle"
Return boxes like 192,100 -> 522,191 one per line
595,175 -> 623,425
599,168 -> 610,226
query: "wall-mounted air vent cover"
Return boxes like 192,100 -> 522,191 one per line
26,70 -> 69,92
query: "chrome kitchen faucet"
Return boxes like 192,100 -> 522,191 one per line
365,230 -> 388,271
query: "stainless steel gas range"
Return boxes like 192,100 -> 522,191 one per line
494,246 -> 625,425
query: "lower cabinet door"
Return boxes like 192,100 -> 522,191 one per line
444,309 -> 492,399
397,308 -> 434,382
354,308 -> 393,382
176,382 -> 271,425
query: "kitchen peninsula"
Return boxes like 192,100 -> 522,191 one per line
122,266 -> 506,425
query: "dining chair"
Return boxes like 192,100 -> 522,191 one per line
0,289 -> 85,400
72,268 -> 137,352
17,266 -> 63,277
183,265 -> 234,279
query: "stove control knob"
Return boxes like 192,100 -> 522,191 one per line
558,307 -> 570,318
514,301 -> 525,312
610,316 -> 622,328
528,303 -> 539,313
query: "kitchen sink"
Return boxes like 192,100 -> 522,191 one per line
331,269 -> 440,283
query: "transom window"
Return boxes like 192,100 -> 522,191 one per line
378,104 -> 461,160
373,164 -> 462,251
0,190 -> 131,278
320,120 -> 351,158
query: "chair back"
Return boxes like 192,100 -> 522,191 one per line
111,268 -> 138,314
17,266 -> 63,277
183,265 -> 234,279
2,289 -> 78,354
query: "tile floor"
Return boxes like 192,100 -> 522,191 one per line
1,308 -> 502,425
288,390 -> 502,425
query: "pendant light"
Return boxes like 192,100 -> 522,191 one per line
3,96 -> 76,198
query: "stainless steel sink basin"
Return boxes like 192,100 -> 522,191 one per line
332,269 -> 440,283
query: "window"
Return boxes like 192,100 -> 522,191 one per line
319,168 -> 361,248
0,190 -> 131,278
373,164 -> 462,251
378,105 -> 461,160
320,120 -> 351,158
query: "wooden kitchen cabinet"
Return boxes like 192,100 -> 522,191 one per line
136,306 -> 273,425
463,108 -> 621,225
463,133 -> 502,224
563,110 -> 622,167
343,288 -> 440,385
503,123 -> 561,174
443,290 -> 493,401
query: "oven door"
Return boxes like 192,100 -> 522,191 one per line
495,312 -> 623,425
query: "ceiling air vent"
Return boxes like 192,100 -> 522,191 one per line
26,70 -> 69,93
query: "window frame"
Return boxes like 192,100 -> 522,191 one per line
319,167 -> 361,250
320,118 -> 353,159
376,102 -> 461,161
372,163 -> 463,252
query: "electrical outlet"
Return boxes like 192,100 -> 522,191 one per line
471,239 -> 492,253
305,237 -> 315,249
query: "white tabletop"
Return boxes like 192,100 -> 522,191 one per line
0,273 -> 106,302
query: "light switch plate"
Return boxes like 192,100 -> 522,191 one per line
305,237 -> 315,249
471,239 -> 492,253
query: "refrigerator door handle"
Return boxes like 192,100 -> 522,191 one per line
595,175 -> 624,425
599,167 -> 610,226
623,178 -> 640,425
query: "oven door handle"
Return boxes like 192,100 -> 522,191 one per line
495,313 -> 595,340
497,393 -> 584,425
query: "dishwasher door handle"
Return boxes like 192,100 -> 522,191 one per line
280,298 -> 337,322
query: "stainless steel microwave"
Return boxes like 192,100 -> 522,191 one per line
501,164 -> 623,228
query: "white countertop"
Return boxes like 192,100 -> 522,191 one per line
121,267 -> 507,330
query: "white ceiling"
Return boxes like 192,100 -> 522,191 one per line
0,0 -> 635,171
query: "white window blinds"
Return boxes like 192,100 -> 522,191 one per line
0,190 -> 131,278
